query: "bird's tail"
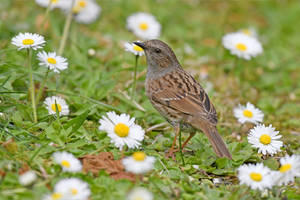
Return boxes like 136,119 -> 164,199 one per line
191,119 -> 232,159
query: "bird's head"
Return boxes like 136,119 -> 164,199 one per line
134,40 -> 180,72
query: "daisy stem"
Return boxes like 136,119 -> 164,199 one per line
40,1 -> 52,32
179,130 -> 185,166
27,49 -> 37,123
36,68 -> 50,106
131,55 -> 139,100
58,0 -> 75,55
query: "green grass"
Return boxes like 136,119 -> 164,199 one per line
1,0 -> 300,199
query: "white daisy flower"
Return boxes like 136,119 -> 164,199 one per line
19,170 -> 37,186
54,178 -> 91,200
122,152 -> 155,174
99,111 -> 145,150
11,32 -> 45,50
35,0 -> 69,10
127,12 -> 161,40
233,102 -> 264,124
37,51 -> 68,73
276,154 -> 300,185
247,124 -> 283,155
52,151 -> 82,172
222,32 -> 263,60
237,163 -> 274,191
124,41 -> 145,57
66,0 -> 101,24
44,96 -> 69,116
238,28 -> 258,38
42,193 -> 64,200
127,187 -> 153,200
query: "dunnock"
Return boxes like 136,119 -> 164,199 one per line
134,40 -> 232,159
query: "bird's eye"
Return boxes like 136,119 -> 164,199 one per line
155,48 -> 161,53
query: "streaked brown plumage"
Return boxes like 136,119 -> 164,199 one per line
134,40 -> 232,159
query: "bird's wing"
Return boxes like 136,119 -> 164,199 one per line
150,69 -> 218,125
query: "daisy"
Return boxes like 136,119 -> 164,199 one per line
122,152 -> 155,174
54,178 -> 91,200
247,124 -> 283,155
127,12 -> 161,40
19,170 -> 37,186
222,32 -> 263,60
233,102 -> 264,124
35,0 -> 69,10
11,32 -> 45,50
276,154 -> 300,185
37,51 -> 68,73
42,193 -> 64,200
99,111 -> 145,150
237,163 -> 274,191
127,187 -> 153,200
52,151 -> 82,172
44,96 -> 69,116
124,41 -> 145,56
238,28 -> 258,38
68,0 -> 101,24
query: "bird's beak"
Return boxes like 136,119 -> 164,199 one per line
133,42 -> 147,50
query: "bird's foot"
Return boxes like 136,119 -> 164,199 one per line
165,149 -> 176,161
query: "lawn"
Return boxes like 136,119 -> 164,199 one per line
0,0 -> 300,200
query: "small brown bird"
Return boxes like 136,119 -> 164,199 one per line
134,40 -> 232,159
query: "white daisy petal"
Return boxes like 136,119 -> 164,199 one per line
238,27 -> 258,38
99,111 -> 145,150
127,12 -> 161,40
237,163 -> 274,191
19,170 -> 37,186
233,102 -> 264,124
247,124 -> 283,156
11,32 -> 45,50
275,154 -> 300,185
53,178 -> 90,200
44,96 -> 69,116
124,41 -> 145,56
35,0 -> 70,10
37,51 -> 68,73
122,152 -> 155,174
62,0 -> 101,24
127,187 -> 153,200
52,151 -> 82,172
222,32 -> 263,60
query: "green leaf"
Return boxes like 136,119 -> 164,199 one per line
65,110 -> 89,132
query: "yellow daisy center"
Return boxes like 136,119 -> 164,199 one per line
22,39 -> 34,45
51,0 -> 58,3
61,160 -> 71,168
250,172 -> 262,182
236,43 -> 247,51
243,109 -> 253,118
242,29 -> 251,35
133,45 -> 144,52
51,193 -> 62,200
78,0 -> 86,7
73,0 -> 86,13
139,23 -> 149,30
47,57 -> 57,64
71,188 -> 78,195
279,164 -> 292,173
114,123 -> 129,137
259,134 -> 271,145
51,103 -> 62,112
132,152 -> 146,161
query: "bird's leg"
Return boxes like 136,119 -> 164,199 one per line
166,123 -> 180,160
173,132 -> 196,153
181,132 -> 196,149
